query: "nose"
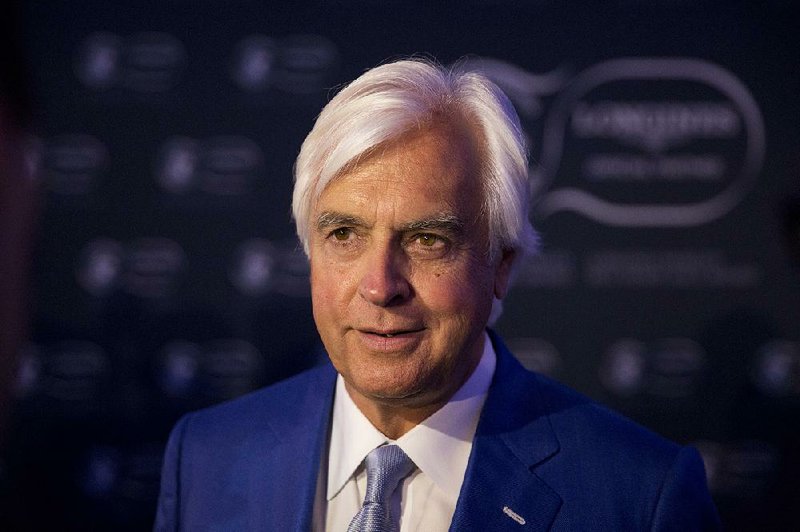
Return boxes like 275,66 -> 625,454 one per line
358,242 -> 411,307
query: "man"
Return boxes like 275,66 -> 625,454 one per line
155,59 -> 720,531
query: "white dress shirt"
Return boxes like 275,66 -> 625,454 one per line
312,332 -> 496,531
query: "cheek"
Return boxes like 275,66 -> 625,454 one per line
423,265 -> 494,317
310,263 -> 337,319
310,259 -> 356,317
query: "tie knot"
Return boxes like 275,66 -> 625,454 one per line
363,444 -> 415,504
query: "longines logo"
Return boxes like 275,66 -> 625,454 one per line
539,58 -> 764,226
570,101 -> 739,153
76,238 -> 124,296
751,340 -> 800,397
43,341 -> 110,402
599,338 -> 706,398
228,239 -> 310,298
230,35 -> 277,92
275,35 -> 339,94
268,241 -> 312,297
154,136 -> 198,194
76,238 -> 185,298
202,339 -> 264,399
14,344 -> 42,398
695,440 -> 779,498
80,444 -> 163,503
40,134 -> 109,195
155,136 -> 264,196
80,446 -> 120,499
73,32 -> 120,90
230,34 -> 338,94
74,31 -> 186,92
506,338 -> 561,378
228,239 -> 276,296
15,342 -> 109,407
512,250 -> 577,289
158,339 -> 263,400
200,136 -> 264,195
598,339 -> 645,396
472,57 -> 765,227
584,249 -> 761,288
124,238 -> 186,298
158,340 -> 201,398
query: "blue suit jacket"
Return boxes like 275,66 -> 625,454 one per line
155,332 -> 720,531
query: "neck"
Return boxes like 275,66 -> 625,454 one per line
346,391 -> 446,439
343,348 -> 484,439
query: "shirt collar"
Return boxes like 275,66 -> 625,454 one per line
326,331 -> 496,503
327,375 -> 387,500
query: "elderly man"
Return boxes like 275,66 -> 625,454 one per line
155,59 -> 720,531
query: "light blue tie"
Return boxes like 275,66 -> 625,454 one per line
347,445 -> 415,532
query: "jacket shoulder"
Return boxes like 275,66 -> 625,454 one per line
501,358 -> 719,529
178,362 -> 336,441
490,331 -> 681,463
534,370 -> 681,458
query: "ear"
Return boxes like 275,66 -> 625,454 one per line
493,248 -> 516,299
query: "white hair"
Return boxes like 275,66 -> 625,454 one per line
292,58 -> 538,260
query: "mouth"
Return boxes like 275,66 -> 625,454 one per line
361,328 -> 425,338
354,327 -> 426,352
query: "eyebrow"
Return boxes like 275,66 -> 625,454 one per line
316,211 -> 368,231
400,214 -> 465,234
315,210 -> 465,234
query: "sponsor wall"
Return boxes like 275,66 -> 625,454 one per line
4,1 -> 798,530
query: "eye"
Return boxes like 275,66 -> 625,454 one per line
409,233 -> 449,256
331,227 -> 352,241
417,233 -> 439,247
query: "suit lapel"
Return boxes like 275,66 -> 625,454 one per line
236,334 -> 562,530
450,332 -> 562,530
245,363 -> 337,531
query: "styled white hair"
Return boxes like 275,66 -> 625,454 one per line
292,58 -> 538,262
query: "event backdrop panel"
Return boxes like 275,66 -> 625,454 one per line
6,1 -> 799,530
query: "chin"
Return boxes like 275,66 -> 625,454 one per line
357,376 -> 422,400
359,370 -> 449,407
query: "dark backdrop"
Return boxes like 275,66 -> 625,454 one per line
2,1 -> 799,530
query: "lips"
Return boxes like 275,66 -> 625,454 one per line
360,328 -> 425,337
355,327 -> 425,352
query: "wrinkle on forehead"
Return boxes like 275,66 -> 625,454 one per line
321,113 -> 484,197
311,116 -> 490,253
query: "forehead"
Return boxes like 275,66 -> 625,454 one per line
315,120 -> 484,220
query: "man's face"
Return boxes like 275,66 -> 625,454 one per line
308,120 -> 514,413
